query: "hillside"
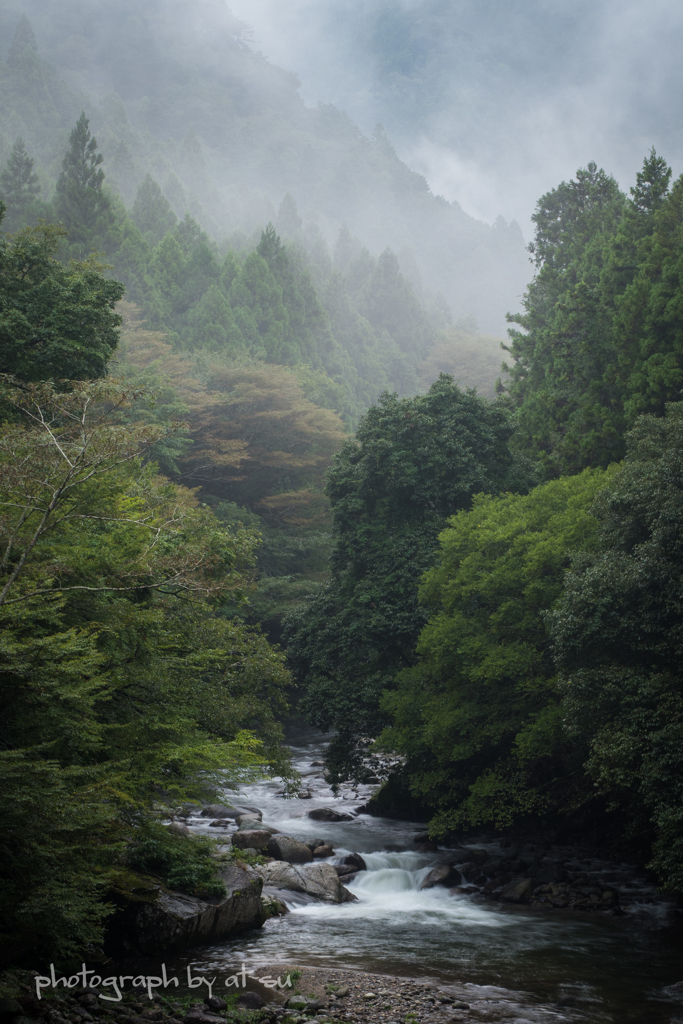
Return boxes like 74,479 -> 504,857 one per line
0,0 -> 529,336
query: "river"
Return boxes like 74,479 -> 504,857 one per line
176,724 -> 683,1024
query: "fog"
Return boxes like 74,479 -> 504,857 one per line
227,0 -> 683,229
3,0 -> 681,338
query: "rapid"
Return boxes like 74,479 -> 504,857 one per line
177,725 -> 683,1024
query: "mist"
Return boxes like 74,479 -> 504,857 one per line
226,0 -> 683,229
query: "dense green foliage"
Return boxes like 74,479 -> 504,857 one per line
0,367 -> 291,961
505,152 -> 680,476
551,403 -> 683,891
285,375 -> 527,780
361,155 -> 683,893
1,106 -> 458,423
0,217 -> 123,380
126,821 -> 227,899
382,469 -> 613,832
2,0 -> 683,952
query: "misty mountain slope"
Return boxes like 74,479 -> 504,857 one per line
229,0 -> 683,227
0,0 -> 530,334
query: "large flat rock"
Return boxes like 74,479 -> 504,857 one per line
255,861 -> 356,903
107,864 -> 265,956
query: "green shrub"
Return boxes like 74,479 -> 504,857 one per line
127,822 -> 226,898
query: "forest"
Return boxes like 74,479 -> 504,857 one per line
2,1 -> 683,974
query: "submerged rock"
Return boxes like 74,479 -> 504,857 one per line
308,807 -> 354,822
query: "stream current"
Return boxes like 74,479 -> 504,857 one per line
177,725 -> 683,1024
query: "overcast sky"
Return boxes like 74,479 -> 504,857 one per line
226,0 -> 683,232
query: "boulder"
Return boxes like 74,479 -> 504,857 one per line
306,838 -> 327,852
266,834 -> 314,863
200,805 -> 238,818
420,864 -> 462,889
238,819 -> 280,834
239,975 -> 288,1007
106,863 -> 265,956
467,848 -> 490,864
236,993 -> 264,1010
232,830 -> 272,851
204,998 -> 227,1012
499,877 -> 535,903
208,820 -> 230,828
343,852 -> 367,871
307,807 -> 354,822
334,865 -> 356,878
312,844 -> 335,858
167,821 -> 192,837
459,862 -> 480,882
256,861 -> 353,903
200,804 -> 262,820
481,860 -> 505,877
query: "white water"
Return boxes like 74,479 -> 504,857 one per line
179,725 -> 683,1024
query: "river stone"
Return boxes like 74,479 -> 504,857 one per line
107,863 -> 265,956
232,829 -> 272,851
184,1010 -> 226,1024
204,997 -> 227,1011
236,993 -> 265,1010
201,804 -> 262,820
307,807 -> 354,822
334,864 -> 355,876
286,997 -> 309,1010
256,861 -> 348,902
266,834 -> 314,863
312,844 -> 335,857
420,864 -> 462,889
499,877 -> 535,903
459,862 -> 480,882
238,819 -> 280,834
200,804 -> 238,818
535,863 -> 565,885
481,859 -> 505,876
344,852 -> 367,871
167,820 -> 192,837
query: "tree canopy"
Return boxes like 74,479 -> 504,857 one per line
285,374 -> 528,780
0,213 -> 123,380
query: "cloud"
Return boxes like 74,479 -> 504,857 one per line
224,0 -> 683,229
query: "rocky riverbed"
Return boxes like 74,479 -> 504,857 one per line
174,797 -> 672,923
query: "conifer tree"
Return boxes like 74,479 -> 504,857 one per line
54,112 -> 114,252
0,137 -> 41,230
131,173 -> 177,244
